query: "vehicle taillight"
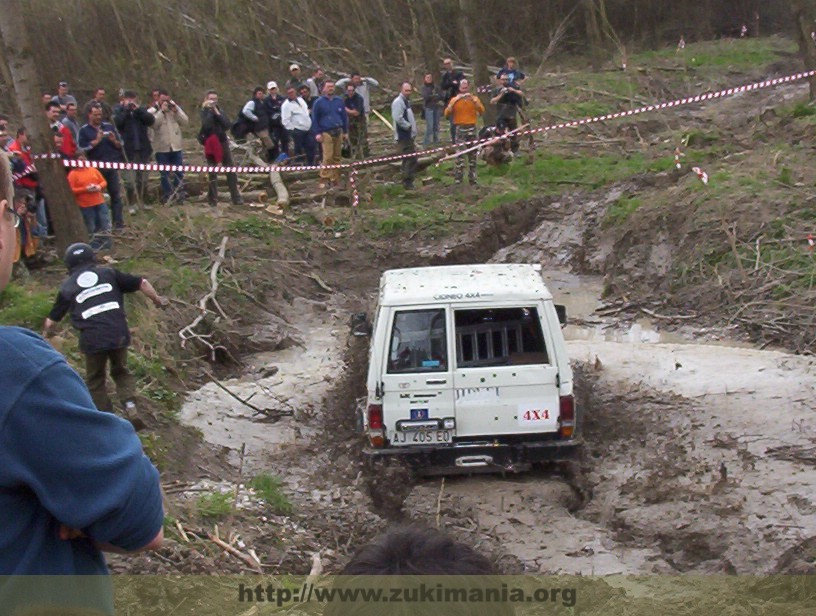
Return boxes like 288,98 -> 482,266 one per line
559,395 -> 575,439
368,404 -> 383,429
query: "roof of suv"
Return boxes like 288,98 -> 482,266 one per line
379,264 -> 552,306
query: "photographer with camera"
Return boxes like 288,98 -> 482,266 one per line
78,104 -> 125,230
114,91 -> 155,209
149,89 -> 188,204
444,79 -> 485,186
199,90 -> 243,207
489,74 -> 524,155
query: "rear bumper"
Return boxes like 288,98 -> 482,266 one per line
364,438 -> 580,473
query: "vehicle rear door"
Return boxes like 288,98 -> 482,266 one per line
380,306 -> 455,447
452,305 -> 560,438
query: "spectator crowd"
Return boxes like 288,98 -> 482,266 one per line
1,57 -> 528,271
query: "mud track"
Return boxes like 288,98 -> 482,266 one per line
121,195 -> 816,577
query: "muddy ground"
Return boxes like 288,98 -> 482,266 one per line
111,184 -> 816,580
104,62 -> 816,580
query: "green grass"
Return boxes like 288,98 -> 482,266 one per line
227,215 -> 282,241
250,473 -> 293,515
362,151 -> 676,237
0,283 -> 54,328
632,36 -> 794,70
604,196 -> 643,227
196,491 -> 233,520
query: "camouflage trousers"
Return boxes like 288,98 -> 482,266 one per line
454,125 -> 477,184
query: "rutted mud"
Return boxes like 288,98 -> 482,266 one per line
172,193 -> 816,576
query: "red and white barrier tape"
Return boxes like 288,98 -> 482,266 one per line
11,163 -> 37,183
349,168 -> 359,209
26,69 -> 816,177
691,166 -> 709,184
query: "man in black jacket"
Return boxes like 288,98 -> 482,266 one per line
264,81 -> 289,160
43,243 -> 168,416
440,58 -> 465,142
113,90 -> 155,208
200,90 -> 243,206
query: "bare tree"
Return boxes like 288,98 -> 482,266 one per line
791,0 -> 816,100
0,0 -> 88,254
459,0 -> 494,123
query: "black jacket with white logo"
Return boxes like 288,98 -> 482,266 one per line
48,265 -> 143,354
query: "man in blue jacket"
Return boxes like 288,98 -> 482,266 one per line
0,157 -> 164,612
79,104 -> 126,230
311,80 -> 349,188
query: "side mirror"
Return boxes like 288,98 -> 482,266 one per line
350,312 -> 371,337
555,304 -> 567,326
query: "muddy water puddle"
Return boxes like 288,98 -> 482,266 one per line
177,267 -> 816,575
179,296 -> 348,470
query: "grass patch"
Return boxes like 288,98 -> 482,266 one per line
791,102 -> 816,118
196,491 -> 233,521
0,283 -> 54,328
604,196 -> 643,227
228,215 -> 282,241
250,473 -> 293,515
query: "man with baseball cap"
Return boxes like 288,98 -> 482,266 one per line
264,81 -> 289,160
286,63 -> 303,90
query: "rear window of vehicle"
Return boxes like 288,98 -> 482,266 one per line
454,307 -> 548,367
387,309 -> 447,373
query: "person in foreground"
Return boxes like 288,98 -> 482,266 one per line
325,525 -> 514,616
0,156 -> 163,610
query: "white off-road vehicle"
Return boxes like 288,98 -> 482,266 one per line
358,264 -> 578,474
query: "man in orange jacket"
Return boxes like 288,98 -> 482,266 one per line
444,79 -> 485,185
67,154 -> 111,250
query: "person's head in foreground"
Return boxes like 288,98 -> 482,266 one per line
325,525 -> 514,616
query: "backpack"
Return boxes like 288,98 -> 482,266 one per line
230,110 -> 251,140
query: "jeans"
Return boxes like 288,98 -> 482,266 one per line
99,169 -> 124,228
424,107 -> 441,146
79,203 -> 112,250
32,198 -> 48,237
155,150 -> 185,202
291,129 -> 316,165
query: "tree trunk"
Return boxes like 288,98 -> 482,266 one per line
0,0 -> 87,254
583,0 -> 605,71
791,0 -> 816,100
458,0 -> 494,124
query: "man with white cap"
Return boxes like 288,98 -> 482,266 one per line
286,63 -> 303,91
264,81 -> 289,160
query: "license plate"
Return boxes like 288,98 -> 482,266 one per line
390,429 -> 452,446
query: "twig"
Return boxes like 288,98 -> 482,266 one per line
639,307 -> 698,321
309,272 -> 334,292
178,236 -> 230,361
175,520 -> 189,543
205,371 -> 266,414
435,477 -> 445,529
209,533 -> 262,572
575,86 -> 649,106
